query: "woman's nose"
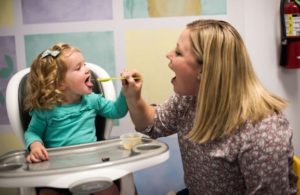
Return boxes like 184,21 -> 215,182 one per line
166,50 -> 173,59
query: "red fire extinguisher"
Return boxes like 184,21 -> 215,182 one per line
280,0 -> 300,68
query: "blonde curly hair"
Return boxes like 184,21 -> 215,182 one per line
25,43 -> 80,110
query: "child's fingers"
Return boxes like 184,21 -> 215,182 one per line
27,153 -> 41,163
41,148 -> 49,160
26,155 -> 32,163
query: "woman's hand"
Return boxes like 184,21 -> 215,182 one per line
26,141 -> 49,163
121,70 -> 143,101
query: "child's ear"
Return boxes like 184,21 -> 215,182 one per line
57,82 -> 66,90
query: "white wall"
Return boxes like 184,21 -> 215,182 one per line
244,0 -> 300,156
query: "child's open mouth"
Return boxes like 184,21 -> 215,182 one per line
85,75 -> 93,88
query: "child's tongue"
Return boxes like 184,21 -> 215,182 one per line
85,80 -> 93,87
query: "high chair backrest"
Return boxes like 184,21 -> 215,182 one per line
6,62 -> 116,147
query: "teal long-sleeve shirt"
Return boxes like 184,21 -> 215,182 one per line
24,91 -> 128,150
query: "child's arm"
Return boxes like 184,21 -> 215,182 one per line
26,141 -> 49,163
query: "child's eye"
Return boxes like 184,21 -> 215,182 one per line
75,65 -> 81,70
77,63 -> 86,70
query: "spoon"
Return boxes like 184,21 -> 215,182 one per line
96,76 -> 140,82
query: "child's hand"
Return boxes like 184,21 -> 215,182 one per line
121,70 -> 143,100
26,141 -> 49,163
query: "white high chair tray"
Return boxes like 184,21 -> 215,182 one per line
0,138 -> 169,188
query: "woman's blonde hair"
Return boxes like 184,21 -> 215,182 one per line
187,20 -> 287,143
25,43 -> 80,110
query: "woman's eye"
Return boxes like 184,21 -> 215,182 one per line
175,50 -> 181,56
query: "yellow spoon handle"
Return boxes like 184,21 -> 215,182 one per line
97,76 -> 140,82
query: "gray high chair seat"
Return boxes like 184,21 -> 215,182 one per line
5,62 -> 137,195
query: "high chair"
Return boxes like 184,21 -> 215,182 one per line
3,62 -> 136,195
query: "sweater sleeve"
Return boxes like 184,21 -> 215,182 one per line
142,94 -> 180,138
91,90 -> 128,119
24,110 -> 47,150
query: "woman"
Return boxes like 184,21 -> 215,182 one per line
122,19 -> 298,194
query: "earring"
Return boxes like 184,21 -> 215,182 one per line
197,72 -> 201,80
